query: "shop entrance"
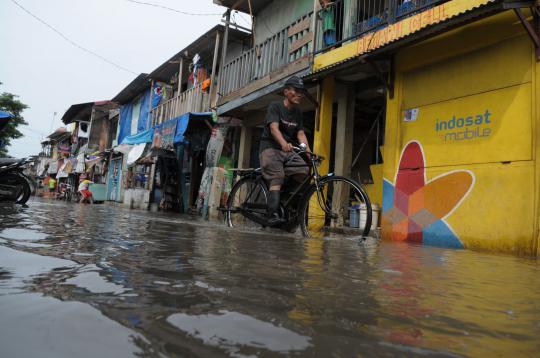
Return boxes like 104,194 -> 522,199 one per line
323,60 -> 389,209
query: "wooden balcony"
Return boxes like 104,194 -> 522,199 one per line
218,12 -> 314,105
151,85 -> 210,126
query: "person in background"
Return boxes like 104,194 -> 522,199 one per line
78,178 -> 94,204
48,176 -> 57,198
319,0 -> 336,47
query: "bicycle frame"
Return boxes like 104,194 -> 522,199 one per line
236,151 -> 334,216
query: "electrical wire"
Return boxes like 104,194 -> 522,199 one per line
10,0 -> 137,75
124,0 -> 222,16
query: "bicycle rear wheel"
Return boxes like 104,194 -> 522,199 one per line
299,176 -> 372,239
226,177 -> 268,230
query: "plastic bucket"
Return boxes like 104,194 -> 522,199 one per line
348,206 -> 360,228
359,203 -> 379,231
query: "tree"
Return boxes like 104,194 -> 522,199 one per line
0,82 -> 28,157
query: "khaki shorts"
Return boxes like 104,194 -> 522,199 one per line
259,148 -> 309,187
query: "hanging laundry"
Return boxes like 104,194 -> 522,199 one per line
152,83 -> 163,108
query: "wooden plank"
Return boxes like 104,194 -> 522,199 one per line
289,33 -> 313,55
209,31 -> 221,109
288,16 -> 311,37
269,36 -> 277,72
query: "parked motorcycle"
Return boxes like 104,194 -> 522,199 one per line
0,157 -> 32,204
0,110 -> 32,205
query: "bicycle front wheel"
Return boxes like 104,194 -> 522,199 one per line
299,176 -> 372,239
226,177 -> 268,230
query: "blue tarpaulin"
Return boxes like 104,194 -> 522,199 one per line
174,113 -> 190,144
0,110 -> 14,119
121,128 -> 153,145
118,103 -> 134,145
174,112 -> 212,144
138,88 -> 151,132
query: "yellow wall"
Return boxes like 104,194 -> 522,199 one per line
382,10 -> 539,255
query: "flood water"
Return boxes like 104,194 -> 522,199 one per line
1,198 -> 539,357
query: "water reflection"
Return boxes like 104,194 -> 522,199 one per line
0,199 -> 539,357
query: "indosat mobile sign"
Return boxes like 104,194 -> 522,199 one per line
435,110 -> 492,142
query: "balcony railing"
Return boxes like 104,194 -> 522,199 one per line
151,84 -> 210,126
219,12 -> 314,99
315,0 -> 451,53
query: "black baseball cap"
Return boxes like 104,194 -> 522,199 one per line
284,76 -> 305,91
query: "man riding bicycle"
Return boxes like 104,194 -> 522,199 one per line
259,76 -> 312,226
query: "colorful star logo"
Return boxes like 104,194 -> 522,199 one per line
382,141 -> 474,248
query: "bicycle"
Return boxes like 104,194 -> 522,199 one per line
224,145 -> 372,238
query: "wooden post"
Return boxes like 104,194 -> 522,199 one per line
147,161 -> 156,210
313,76 -> 334,175
334,85 -> 354,177
309,76 -> 334,233
237,126 -> 253,170
218,10 -> 231,103
87,107 -> 96,149
209,30 -> 222,109
175,57 -> 184,116
332,85 -> 355,226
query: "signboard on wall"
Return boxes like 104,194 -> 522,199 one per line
400,83 -> 532,167
161,119 -> 177,150
152,118 -> 178,151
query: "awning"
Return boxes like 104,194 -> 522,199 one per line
85,157 -> 103,172
127,143 -> 148,166
120,128 -> 154,145
57,161 -> 69,179
174,112 -> 212,144
113,144 -> 134,155
309,0 -> 502,79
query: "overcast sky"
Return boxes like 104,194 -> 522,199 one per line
1,0 -> 250,157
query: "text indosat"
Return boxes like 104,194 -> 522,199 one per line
435,110 -> 492,142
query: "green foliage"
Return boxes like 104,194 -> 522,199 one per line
0,82 -> 29,157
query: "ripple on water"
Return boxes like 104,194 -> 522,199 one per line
0,228 -> 48,241
64,271 -> 130,295
166,310 -> 311,356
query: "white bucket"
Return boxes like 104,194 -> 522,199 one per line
359,203 -> 379,231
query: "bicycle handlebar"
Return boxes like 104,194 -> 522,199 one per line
292,146 -> 325,161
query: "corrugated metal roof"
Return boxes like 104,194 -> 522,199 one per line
306,0 -> 502,79
61,101 -> 117,124
111,73 -> 150,104
213,0 -> 269,15
148,25 -> 250,83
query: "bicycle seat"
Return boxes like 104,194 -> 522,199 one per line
0,158 -> 23,167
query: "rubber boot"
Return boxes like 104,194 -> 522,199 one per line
267,190 -> 285,227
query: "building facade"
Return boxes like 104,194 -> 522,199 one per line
309,0 -> 540,256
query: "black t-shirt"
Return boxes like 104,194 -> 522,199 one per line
260,101 -> 304,152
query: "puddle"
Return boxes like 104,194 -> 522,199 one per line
167,310 -> 311,355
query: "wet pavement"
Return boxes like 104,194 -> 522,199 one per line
0,198 -> 539,357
